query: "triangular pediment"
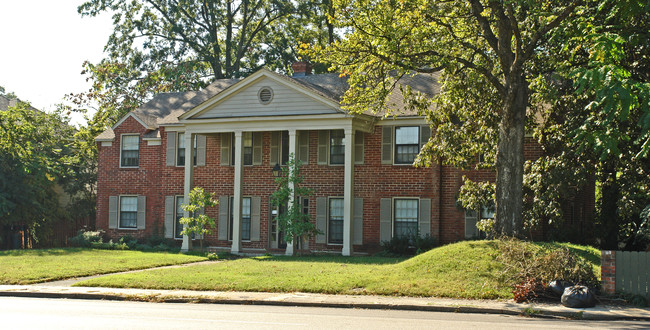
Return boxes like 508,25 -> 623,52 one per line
180,70 -> 342,121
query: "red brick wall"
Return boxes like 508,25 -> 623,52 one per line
97,124 -> 440,251
97,122 -> 591,251
97,116 -> 163,240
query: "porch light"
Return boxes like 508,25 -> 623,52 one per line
272,163 -> 281,178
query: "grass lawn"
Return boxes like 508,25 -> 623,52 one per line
74,241 -> 503,299
0,249 -> 206,284
76,240 -> 601,300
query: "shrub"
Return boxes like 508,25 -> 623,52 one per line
496,238 -> 599,302
145,235 -> 176,250
69,230 -> 106,248
381,236 -> 412,255
381,234 -> 438,256
414,235 -> 437,254
118,235 -> 138,249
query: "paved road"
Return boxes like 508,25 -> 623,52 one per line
1,297 -> 648,329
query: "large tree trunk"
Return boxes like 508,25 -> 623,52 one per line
495,74 -> 527,238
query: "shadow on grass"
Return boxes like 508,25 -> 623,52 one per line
0,248 -> 88,257
249,255 -> 405,265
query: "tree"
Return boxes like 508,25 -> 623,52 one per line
180,187 -> 218,252
527,0 -> 650,249
270,154 -> 319,255
313,0 -> 584,237
0,102 -> 76,246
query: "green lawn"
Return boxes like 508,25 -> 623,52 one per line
0,249 -> 206,284
75,241 -> 601,300
76,241 -> 515,299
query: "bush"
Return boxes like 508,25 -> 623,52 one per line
118,235 -> 138,249
69,230 -> 106,248
381,234 -> 438,256
496,238 -> 599,302
145,235 -> 176,250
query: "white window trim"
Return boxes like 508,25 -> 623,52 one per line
243,131 -> 254,167
175,132 -> 198,167
329,130 -> 345,166
118,195 -> 139,230
174,195 -> 184,240
392,197 -> 420,237
119,134 -> 140,168
393,126 -> 420,166
228,196 -> 253,242
327,196 -> 344,245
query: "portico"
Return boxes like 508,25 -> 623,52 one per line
176,69 -> 373,256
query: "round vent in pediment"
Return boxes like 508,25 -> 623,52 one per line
258,87 -> 274,104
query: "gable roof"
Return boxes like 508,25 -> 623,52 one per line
179,69 -> 344,120
96,69 -> 441,140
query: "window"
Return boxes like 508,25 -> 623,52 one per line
121,135 -> 139,167
328,198 -> 344,244
394,127 -> 419,164
281,131 -> 289,165
394,199 -> 418,238
329,130 -> 345,165
481,205 -> 495,221
229,197 -> 251,241
177,133 -> 197,166
119,196 -> 138,229
174,196 -> 184,239
243,132 -> 253,165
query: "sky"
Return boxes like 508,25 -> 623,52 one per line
0,1 -> 113,126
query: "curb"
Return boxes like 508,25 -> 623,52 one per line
2,289 -> 648,321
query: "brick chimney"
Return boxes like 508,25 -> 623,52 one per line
291,61 -> 312,77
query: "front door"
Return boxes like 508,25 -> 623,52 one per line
269,203 -> 287,249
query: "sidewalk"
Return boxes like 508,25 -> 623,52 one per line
1,284 -> 649,321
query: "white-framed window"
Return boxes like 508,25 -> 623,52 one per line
280,131 -> 289,165
174,196 -> 184,239
328,198 -> 344,244
120,134 -> 139,167
229,197 -> 251,241
243,132 -> 253,165
394,127 -> 419,164
177,133 -> 197,166
394,198 -> 419,238
119,196 -> 138,229
329,130 -> 345,165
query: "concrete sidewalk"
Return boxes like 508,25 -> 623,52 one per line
0,284 -> 648,321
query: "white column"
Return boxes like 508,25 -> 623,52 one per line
342,128 -> 355,256
181,131 -> 194,252
285,129 -> 297,256
232,130 -> 244,254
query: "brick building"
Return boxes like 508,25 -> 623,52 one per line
95,65 -> 592,255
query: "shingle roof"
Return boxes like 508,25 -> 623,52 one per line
97,70 -> 440,140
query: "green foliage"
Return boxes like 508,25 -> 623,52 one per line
524,0 -> 650,248
496,239 -> 600,291
68,230 -> 106,248
270,154 -> 319,254
0,102 -> 80,244
312,0 -> 586,237
180,187 -> 218,252
380,234 -> 437,256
